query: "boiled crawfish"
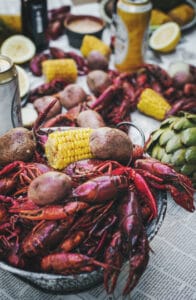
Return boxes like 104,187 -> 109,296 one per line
134,158 -> 195,212
27,62 -> 196,129
0,161 -> 51,196
21,218 -> 74,257
0,155 -> 194,296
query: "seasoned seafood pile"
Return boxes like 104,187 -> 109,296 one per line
0,125 -> 194,295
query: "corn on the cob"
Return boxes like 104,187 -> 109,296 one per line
0,15 -> 22,32
42,58 -> 77,83
137,88 -> 171,121
45,128 -> 95,170
80,35 -> 111,58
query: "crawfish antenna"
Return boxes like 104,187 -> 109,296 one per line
32,98 -> 58,147
33,98 -> 58,134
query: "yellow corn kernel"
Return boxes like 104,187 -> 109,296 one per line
45,128 -> 94,170
137,88 -> 171,121
80,35 -> 111,58
42,59 -> 77,83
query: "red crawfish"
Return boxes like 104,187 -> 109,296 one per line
47,6 -> 71,40
41,252 -> 110,274
119,191 -> 149,295
13,201 -> 89,221
59,230 -> 86,252
0,215 -> 27,268
97,162 -> 158,220
28,78 -> 68,102
71,175 -> 129,203
123,229 -> 149,295
134,158 -> 195,212
104,231 -> 124,294
50,47 -> 88,75
29,53 -> 50,76
119,191 -> 143,255
103,190 -> 149,295
65,160 -> 158,220
0,161 -> 51,196
21,218 -> 74,257
0,178 -> 16,196
0,204 -> 7,223
62,202 -> 117,257
63,158 -> 104,185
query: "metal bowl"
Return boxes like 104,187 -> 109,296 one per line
0,191 -> 167,294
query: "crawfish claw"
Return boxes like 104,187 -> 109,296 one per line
123,230 -> 149,295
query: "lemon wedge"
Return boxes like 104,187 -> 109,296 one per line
149,22 -> 181,53
1,35 -> 36,64
16,65 -> 30,98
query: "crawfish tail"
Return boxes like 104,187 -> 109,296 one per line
21,220 -> 58,256
41,252 -> 109,274
60,230 -> 86,252
22,219 -> 75,257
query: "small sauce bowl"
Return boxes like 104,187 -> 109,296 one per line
64,14 -> 106,48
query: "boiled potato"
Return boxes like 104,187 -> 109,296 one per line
90,127 -> 133,164
28,171 -> 72,205
0,127 -> 36,166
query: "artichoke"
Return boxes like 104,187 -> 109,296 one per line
145,112 -> 196,188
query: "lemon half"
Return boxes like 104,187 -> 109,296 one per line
1,35 -> 36,64
16,65 -> 30,98
149,22 -> 181,53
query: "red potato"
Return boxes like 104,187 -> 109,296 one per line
168,61 -> 193,87
86,70 -> 112,96
33,95 -> 62,120
28,171 -> 72,205
86,51 -> 109,71
89,127 -> 133,164
76,109 -> 106,129
0,127 -> 36,166
58,84 -> 87,109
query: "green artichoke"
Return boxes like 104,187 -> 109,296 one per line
145,112 -> 196,188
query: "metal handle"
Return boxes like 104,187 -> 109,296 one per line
116,121 -> 145,147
